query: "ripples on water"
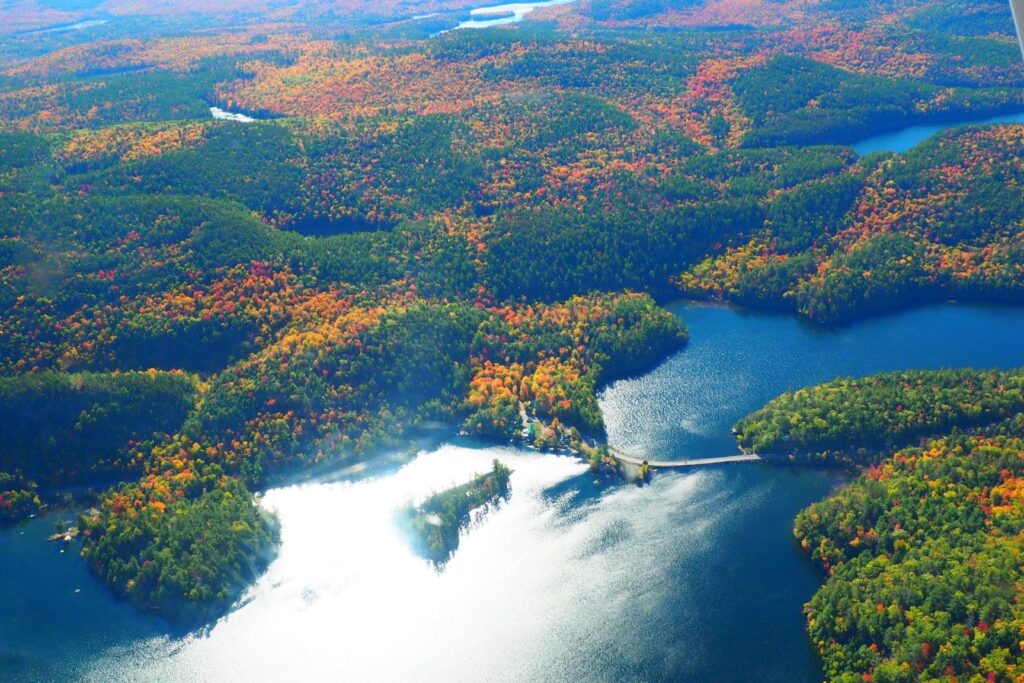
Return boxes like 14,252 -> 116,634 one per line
601,302 -> 1024,462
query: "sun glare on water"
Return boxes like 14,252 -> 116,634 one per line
83,444 -> 741,682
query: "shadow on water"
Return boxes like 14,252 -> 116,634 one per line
282,214 -> 394,237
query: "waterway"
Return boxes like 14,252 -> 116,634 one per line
4,302 -> 1024,682
852,111 -> 1024,155
20,19 -> 108,35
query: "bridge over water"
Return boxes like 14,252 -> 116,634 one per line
607,446 -> 762,469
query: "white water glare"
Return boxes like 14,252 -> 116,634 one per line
209,107 -> 256,123
83,444 -> 757,682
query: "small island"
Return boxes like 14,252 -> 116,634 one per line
401,460 -> 511,565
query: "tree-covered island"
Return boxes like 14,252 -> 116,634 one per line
400,460 -> 512,565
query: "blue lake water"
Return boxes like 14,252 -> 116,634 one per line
4,302 -> 1024,682
852,111 -> 1024,155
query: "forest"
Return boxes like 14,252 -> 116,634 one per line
680,125 -> 1024,322
1,0 -> 1024,627
735,369 -> 1024,461
745,370 -> 1024,682
0,370 -> 199,521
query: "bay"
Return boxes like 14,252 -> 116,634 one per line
5,303 -> 1024,681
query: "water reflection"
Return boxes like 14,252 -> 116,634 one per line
209,107 -> 256,123
82,436 -> 833,682
601,302 -> 1024,460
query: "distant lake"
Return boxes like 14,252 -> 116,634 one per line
852,111 -> 1024,155
210,107 -> 256,123
284,214 -> 393,236
6,302 -> 1024,682
20,19 -> 107,35
451,0 -> 575,30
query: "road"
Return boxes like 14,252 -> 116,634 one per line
516,403 -> 763,469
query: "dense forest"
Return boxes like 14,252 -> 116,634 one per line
735,369 -> 1024,460
680,125 -> 1024,322
2,0 -> 1024,628
742,369 -> 1024,682
801,422 -> 1024,683
0,370 -> 198,522
59,292 -> 683,618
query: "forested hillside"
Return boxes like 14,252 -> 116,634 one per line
743,370 -> 1024,682
2,0 -> 1024,624
680,125 -> 1024,322
736,369 -> 1024,459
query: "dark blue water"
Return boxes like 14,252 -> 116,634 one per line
3,303 -> 1024,682
0,516 -> 166,681
601,302 -> 1024,461
596,302 -> 1024,682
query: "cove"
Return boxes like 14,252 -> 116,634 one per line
4,303 -> 1024,682
852,111 -> 1024,155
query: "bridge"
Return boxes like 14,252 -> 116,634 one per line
519,404 -> 764,469
606,446 -> 762,469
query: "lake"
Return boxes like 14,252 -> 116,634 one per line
4,302 -> 1024,682
210,107 -> 256,123
451,0 -> 575,30
852,111 -> 1024,155
284,213 -> 393,237
20,19 -> 108,35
